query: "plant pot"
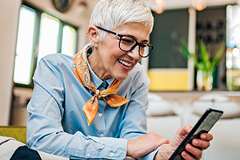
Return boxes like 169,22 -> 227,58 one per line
196,70 -> 213,91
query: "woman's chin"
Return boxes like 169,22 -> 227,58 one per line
114,73 -> 129,81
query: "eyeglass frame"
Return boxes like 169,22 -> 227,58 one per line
95,26 -> 154,58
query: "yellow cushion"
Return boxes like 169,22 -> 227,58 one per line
0,126 -> 26,145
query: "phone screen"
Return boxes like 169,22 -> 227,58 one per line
169,108 -> 223,160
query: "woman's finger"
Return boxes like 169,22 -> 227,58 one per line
200,133 -> 213,141
184,144 -> 202,159
181,150 -> 201,160
192,138 -> 211,150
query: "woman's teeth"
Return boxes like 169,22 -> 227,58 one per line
118,59 -> 131,67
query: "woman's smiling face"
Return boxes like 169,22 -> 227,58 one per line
88,22 -> 152,80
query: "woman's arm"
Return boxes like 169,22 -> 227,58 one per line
27,55 -> 128,159
118,66 -> 169,160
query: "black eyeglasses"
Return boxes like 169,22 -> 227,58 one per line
96,26 -> 154,58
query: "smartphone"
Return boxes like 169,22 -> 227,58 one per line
169,108 -> 223,160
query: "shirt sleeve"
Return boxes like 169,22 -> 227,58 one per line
27,56 -> 128,160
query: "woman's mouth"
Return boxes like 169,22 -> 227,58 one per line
118,59 -> 131,67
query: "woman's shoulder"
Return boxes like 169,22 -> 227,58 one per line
129,63 -> 148,80
123,63 -> 150,86
39,53 -> 73,68
118,63 -> 150,97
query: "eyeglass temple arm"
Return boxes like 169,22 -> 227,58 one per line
95,26 -> 120,37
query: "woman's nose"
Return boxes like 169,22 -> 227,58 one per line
127,46 -> 140,59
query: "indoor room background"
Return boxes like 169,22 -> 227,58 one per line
0,0 -> 240,159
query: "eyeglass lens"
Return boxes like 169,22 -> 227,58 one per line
119,36 -> 152,58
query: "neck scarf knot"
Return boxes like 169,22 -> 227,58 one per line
72,44 -> 130,126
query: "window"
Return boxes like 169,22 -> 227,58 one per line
37,13 -> 60,63
62,25 -> 77,56
14,6 -> 36,85
14,5 -> 77,87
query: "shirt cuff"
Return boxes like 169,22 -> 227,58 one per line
139,145 -> 163,160
90,136 -> 128,159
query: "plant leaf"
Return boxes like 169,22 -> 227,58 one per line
210,41 -> 225,70
199,40 -> 210,70
178,39 -> 200,69
177,39 -> 225,73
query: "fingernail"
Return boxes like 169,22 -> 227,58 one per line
201,134 -> 207,139
182,151 -> 187,157
193,139 -> 198,145
186,144 -> 192,150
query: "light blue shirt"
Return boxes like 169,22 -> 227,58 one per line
27,53 -> 159,160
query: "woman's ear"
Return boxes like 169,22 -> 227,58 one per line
88,25 -> 99,48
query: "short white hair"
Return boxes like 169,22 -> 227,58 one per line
89,0 -> 154,40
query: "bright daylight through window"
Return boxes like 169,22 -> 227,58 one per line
14,7 -> 35,85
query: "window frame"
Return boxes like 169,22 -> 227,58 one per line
14,3 -> 78,89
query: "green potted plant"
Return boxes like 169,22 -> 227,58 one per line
178,39 -> 225,91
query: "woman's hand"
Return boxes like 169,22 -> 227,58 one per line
155,125 -> 213,160
127,132 -> 170,159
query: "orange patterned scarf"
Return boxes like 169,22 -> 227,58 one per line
72,44 -> 130,126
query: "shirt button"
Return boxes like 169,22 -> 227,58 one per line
87,153 -> 90,157
109,152 -> 114,157
99,113 -> 103,117
100,133 -> 104,137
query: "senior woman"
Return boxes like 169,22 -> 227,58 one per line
27,0 -> 213,159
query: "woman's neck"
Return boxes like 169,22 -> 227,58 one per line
88,50 -> 112,80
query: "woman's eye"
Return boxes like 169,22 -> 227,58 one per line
121,38 -> 134,44
140,44 -> 147,48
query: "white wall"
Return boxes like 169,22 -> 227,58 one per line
0,0 -> 21,125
